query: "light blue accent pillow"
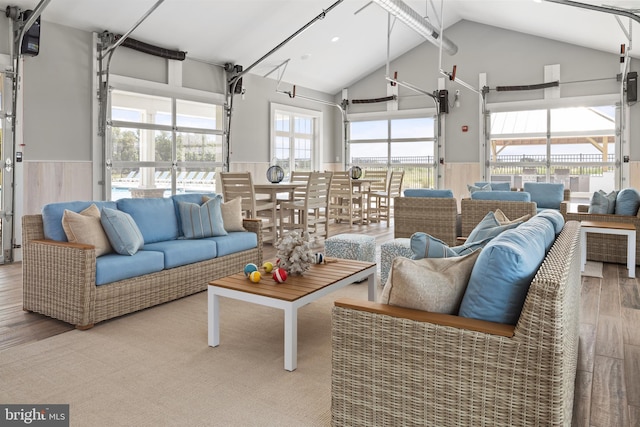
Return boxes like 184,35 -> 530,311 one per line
410,232 -> 486,260
100,208 -> 145,255
471,190 -> 531,202
467,183 -> 491,194
475,181 -> 511,191
459,221 -> 548,325
588,190 -> 616,214
466,211 -> 522,244
615,188 -> 640,216
404,189 -> 454,198
523,182 -> 564,209
178,196 -> 227,239
117,197 -> 179,244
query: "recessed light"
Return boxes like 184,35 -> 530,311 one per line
301,53 -> 311,60
331,36 -> 340,42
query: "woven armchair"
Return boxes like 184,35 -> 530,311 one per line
332,221 -> 581,426
460,198 -> 538,237
393,196 -> 458,246
564,204 -> 640,265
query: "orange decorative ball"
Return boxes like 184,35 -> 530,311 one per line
249,271 -> 261,283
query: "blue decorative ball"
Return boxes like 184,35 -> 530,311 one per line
244,263 -> 259,277
314,252 -> 324,264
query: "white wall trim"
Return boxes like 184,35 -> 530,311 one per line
109,74 -> 225,104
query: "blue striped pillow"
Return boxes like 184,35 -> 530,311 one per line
178,196 -> 227,239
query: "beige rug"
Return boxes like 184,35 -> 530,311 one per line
0,283 -> 370,426
582,261 -> 604,278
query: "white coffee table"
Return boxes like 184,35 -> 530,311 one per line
208,259 -> 376,371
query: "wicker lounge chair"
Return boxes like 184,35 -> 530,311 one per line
393,196 -> 458,246
460,198 -> 538,237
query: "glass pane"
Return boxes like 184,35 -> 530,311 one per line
350,120 -> 388,140
275,112 -> 289,132
176,167 -> 218,194
176,133 -> 222,162
391,118 -> 434,138
350,142 -> 387,166
110,167 -> 171,200
111,90 -> 171,125
176,99 -> 221,130
111,127 -> 140,162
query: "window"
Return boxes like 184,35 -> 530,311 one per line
348,116 -> 436,188
108,90 -> 224,200
270,103 -> 321,178
488,105 -> 617,195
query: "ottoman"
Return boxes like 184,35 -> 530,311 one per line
380,238 -> 414,286
325,234 -> 376,264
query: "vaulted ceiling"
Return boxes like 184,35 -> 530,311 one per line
8,0 -> 640,94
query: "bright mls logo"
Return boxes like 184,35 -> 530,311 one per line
0,405 -> 68,426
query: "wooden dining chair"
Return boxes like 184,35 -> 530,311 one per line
279,171 -> 333,241
368,170 -> 405,227
219,171 -> 277,243
363,169 -> 388,193
328,171 -> 364,226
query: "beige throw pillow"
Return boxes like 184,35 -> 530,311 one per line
494,208 -> 530,226
62,204 -> 113,256
204,195 -> 245,232
379,250 -> 481,314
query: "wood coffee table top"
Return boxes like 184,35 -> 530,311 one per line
209,259 -> 376,302
581,220 -> 635,231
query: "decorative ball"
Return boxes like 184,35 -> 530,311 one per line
350,165 -> 362,180
263,261 -> 274,273
266,165 -> 285,183
272,268 -> 288,283
244,263 -> 259,277
249,271 -> 261,283
314,252 -> 324,264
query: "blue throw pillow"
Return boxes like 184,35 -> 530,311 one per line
589,190 -> 616,214
467,183 -> 491,194
466,211 -> 522,244
475,181 -> 511,191
178,196 -> 227,239
471,190 -> 531,202
410,232 -> 485,260
536,209 -> 565,235
100,208 -> 144,255
615,188 -> 640,216
523,182 -> 564,209
459,223 -> 547,325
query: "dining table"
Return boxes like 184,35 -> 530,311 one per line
254,182 -> 303,239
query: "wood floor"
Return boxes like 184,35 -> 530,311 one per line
1,221 -> 638,426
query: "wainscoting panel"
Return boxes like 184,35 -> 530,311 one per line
24,161 -> 93,215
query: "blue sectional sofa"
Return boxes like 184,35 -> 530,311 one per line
22,193 -> 263,329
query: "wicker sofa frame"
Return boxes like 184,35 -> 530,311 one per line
393,196 -> 458,246
564,204 -> 640,265
22,215 -> 263,329
331,220 -> 581,426
460,198 -> 539,237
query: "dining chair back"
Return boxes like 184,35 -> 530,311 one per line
368,170 -> 405,227
279,171 -> 333,241
363,169 -> 388,193
219,171 -> 277,243
328,171 -> 364,226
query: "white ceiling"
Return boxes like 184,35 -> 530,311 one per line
6,0 -> 640,94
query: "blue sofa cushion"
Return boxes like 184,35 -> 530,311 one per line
536,209 -> 565,235
403,189 -> 454,198
615,188 -> 640,216
171,192 -> 218,236
459,217 -> 552,325
177,196 -> 227,239
475,181 -> 511,191
207,231 -> 258,257
143,239 -> 218,269
467,211 -> 522,244
100,208 -> 144,255
95,250 -> 165,286
523,182 -> 564,210
471,190 -> 531,202
42,201 -> 117,241
117,197 -> 179,244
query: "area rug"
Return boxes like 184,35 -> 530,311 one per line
582,261 -> 604,278
0,283 -> 370,426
